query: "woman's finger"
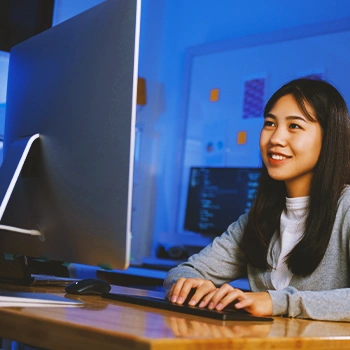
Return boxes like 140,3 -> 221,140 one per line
205,286 -> 250,310
188,281 -> 217,306
170,278 -> 214,305
208,284 -> 237,309
169,277 -> 187,302
197,288 -> 218,307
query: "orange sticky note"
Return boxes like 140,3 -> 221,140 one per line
210,88 -> 219,102
237,131 -> 247,145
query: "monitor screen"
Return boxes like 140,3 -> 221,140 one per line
0,0 -> 141,271
184,167 -> 261,235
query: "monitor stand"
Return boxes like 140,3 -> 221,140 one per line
0,134 -> 41,285
0,134 -> 77,286
0,133 -> 40,221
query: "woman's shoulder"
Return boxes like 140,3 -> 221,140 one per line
226,212 -> 249,236
333,186 -> 350,238
339,185 -> 350,201
337,185 -> 350,213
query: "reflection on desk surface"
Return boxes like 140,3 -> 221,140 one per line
164,315 -> 272,338
163,315 -> 350,339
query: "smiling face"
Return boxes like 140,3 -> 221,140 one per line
259,94 -> 323,198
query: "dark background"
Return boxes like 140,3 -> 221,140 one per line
0,0 -> 54,52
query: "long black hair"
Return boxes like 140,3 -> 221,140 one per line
242,78 -> 350,276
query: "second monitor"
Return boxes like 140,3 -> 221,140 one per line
184,167 -> 261,236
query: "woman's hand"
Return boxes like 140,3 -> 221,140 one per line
167,277 -> 217,306
168,279 -> 272,316
198,283 -> 272,316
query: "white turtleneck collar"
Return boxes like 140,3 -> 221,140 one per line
271,196 -> 309,290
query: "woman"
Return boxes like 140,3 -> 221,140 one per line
164,78 -> 350,321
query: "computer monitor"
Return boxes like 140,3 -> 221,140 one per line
184,167 -> 261,236
0,0 -> 141,279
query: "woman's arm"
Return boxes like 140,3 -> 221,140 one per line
268,287 -> 350,321
163,214 -> 249,298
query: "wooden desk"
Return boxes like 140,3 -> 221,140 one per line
0,284 -> 350,350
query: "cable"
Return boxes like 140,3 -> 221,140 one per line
0,224 -> 41,236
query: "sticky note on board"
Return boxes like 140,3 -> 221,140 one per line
237,131 -> 247,145
210,88 -> 219,102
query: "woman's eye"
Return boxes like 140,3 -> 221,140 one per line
290,123 -> 301,129
263,120 -> 274,127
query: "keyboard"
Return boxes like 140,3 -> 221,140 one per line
102,292 -> 273,322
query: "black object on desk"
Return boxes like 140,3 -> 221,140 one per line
102,292 -> 274,322
65,278 -> 111,295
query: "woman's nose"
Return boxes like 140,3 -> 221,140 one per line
269,127 -> 288,146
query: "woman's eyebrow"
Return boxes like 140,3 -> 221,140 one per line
285,115 -> 308,123
265,113 -> 308,122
